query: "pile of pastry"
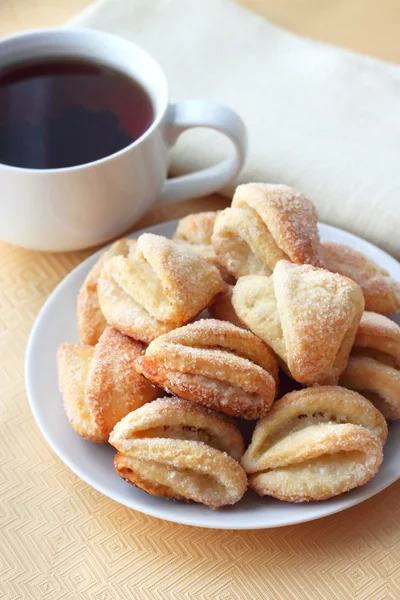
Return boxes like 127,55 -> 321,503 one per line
57,183 -> 400,509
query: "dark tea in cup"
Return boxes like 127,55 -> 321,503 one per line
0,28 -> 246,251
0,57 -> 154,169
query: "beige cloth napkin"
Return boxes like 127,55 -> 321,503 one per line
70,0 -> 400,259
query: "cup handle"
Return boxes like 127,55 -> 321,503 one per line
161,100 -> 247,203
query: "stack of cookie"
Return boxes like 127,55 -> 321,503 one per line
57,183 -> 400,508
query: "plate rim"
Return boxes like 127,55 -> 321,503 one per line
25,220 -> 400,529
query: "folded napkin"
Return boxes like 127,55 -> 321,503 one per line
70,0 -> 400,259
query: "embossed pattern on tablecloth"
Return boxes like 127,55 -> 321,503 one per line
1,197 -> 400,598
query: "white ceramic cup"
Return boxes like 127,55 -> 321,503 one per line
0,28 -> 247,251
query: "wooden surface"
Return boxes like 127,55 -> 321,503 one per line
1,2 -> 399,600
0,0 -> 399,62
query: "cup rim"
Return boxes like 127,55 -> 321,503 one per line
0,27 -> 169,174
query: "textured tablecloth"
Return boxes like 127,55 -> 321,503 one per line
1,0 -> 400,598
1,196 -> 400,599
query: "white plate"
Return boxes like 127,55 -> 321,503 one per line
25,221 -> 400,529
